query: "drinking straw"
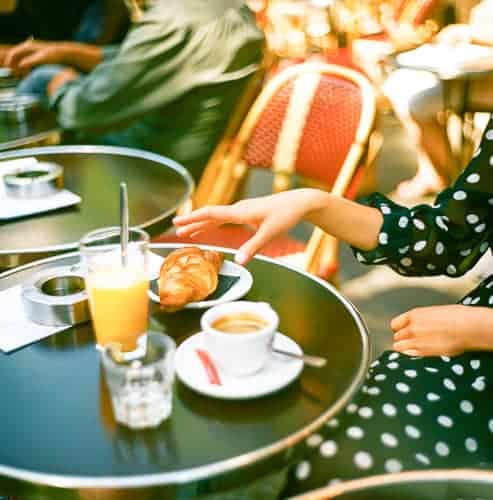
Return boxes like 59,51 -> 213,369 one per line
120,182 -> 129,267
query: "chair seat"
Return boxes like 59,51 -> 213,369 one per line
153,225 -> 306,259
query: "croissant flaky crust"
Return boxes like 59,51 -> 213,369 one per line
158,247 -> 224,312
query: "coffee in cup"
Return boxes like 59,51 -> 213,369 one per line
201,301 -> 279,377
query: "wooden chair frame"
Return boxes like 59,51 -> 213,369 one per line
193,62 -> 377,281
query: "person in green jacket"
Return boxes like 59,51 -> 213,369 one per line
15,0 -> 264,181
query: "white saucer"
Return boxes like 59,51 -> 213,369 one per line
175,332 -> 304,399
148,254 -> 253,309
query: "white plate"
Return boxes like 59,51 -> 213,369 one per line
175,332 -> 304,399
148,256 -> 253,309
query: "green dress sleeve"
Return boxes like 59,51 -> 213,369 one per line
353,117 -> 493,278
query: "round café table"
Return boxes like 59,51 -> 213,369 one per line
0,244 -> 370,499
0,104 -> 60,152
0,146 -> 194,269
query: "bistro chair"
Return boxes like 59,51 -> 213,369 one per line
289,469 -> 493,499
158,62 -> 378,283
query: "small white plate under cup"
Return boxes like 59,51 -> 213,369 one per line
148,258 -> 253,309
175,332 -> 304,399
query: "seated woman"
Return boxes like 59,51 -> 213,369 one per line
174,116 -> 493,495
35,0 -> 264,182
383,0 -> 493,198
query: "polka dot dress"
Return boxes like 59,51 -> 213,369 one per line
283,118 -> 493,496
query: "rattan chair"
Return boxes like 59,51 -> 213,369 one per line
159,62 -> 379,282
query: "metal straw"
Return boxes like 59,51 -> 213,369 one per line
120,182 -> 129,267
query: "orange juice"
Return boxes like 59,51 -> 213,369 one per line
86,267 -> 149,352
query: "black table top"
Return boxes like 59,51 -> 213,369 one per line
0,244 -> 370,496
0,146 -> 194,269
0,106 -> 59,151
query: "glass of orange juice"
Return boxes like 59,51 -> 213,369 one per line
80,227 -> 149,356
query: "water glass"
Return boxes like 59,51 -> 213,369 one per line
101,331 -> 176,429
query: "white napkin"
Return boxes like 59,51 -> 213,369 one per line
0,157 -> 81,220
0,285 -> 68,353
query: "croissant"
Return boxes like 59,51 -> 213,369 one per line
158,247 -> 224,312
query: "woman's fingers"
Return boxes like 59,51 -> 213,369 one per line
393,328 -> 412,342
175,220 -> 216,237
173,205 -> 238,226
390,311 -> 410,332
392,339 -> 418,353
5,41 -> 35,68
235,220 -> 277,265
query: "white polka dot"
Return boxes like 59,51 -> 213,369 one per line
474,147 -> 481,157
435,442 -> 450,457
435,216 -> 448,231
412,241 -> 427,252
460,400 -> 473,413
367,386 -> 381,396
453,190 -> 467,201
358,407 -> 373,419
407,403 -> 422,416
463,297 -> 472,305
425,367 -> 438,373
486,130 -> 493,140
381,432 -> 398,448
328,479 -> 342,486
327,418 -> 339,428
413,219 -> 425,230
356,252 -> 366,262
307,434 -> 323,447
379,232 -> 388,245
480,242 -> 489,253
460,248 -> 472,256
427,392 -> 440,402
374,374 -> 386,382
396,382 -> 410,393
488,419 -> 493,433
466,214 -> 480,224
380,205 -> 391,215
347,426 -> 364,439
472,376 -> 486,391
437,415 -> 453,428
320,440 -> 338,458
444,378 -> 456,391
398,216 -> 408,228
346,403 -> 358,414
467,173 -> 480,183
426,263 -> 436,271
471,297 -> 481,304
415,453 -> 430,465
385,458 -> 402,473
405,425 -> 421,439
382,403 -> 397,417
354,451 -> 373,470
489,198 -> 493,205
475,223 -> 486,233
435,242 -> 444,255
404,369 -> 417,378
452,364 -> 464,375
447,264 -> 457,275
399,245 -> 410,254
441,356 -> 450,362
490,155 -> 493,166
470,359 -> 480,370
296,461 -> 311,480
387,362 -> 399,369
489,296 -> 493,305
389,352 -> 400,360
400,257 -> 412,267
465,437 -> 478,453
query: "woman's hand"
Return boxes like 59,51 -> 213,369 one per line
173,189 -> 330,265
391,304 -> 493,357
5,40 -> 65,75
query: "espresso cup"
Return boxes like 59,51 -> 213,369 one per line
201,301 -> 279,377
